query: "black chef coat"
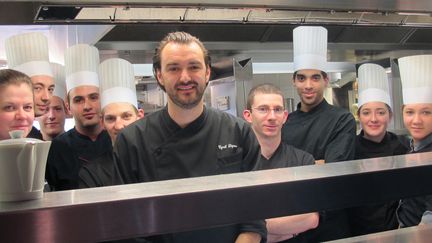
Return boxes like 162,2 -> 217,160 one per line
282,99 -> 356,163
79,149 -> 114,188
113,106 -> 266,243
398,133 -> 432,227
255,142 -> 316,243
348,130 -> 408,236
27,126 -> 43,140
255,142 -> 315,170
46,128 -> 112,191
281,99 -> 356,242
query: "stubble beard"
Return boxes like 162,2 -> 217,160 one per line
169,82 -> 206,110
79,117 -> 100,130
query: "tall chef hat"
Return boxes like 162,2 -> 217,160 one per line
398,54 -> 432,104
99,58 -> 137,109
293,26 -> 328,72
65,44 -> 100,93
5,32 -> 53,77
357,63 -> 391,108
50,63 -> 67,101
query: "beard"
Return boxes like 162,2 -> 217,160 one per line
78,116 -> 100,130
167,80 -> 206,109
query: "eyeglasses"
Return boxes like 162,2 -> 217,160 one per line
252,106 -> 285,115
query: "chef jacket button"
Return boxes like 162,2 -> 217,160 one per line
155,148 -> 162,156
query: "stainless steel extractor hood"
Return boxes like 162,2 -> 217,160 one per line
34,3 -> 432,27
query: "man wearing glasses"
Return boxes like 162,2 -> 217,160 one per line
281,26 -> 356,241
243,83 -> 319,242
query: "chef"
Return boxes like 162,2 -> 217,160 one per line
281,26 -> 356,242
347,63 -> 407,236
397,54 -> 432,227
5,32 -> 55,117
243,83 -> 318,242
79,58 -> 143,188
45,44 -> 111,191
113,31 -> 266,243
37,63 -> 68,141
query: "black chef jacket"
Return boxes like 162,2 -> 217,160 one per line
79,149 -> 114,188
27,126 -> 43,140
398,134 -> 432,227
255,142 -> 315,170
281,99 -> 356,163
281,99 -> 356,242
46,128 -> 112,191
348,131 -> 408,236
113,106 -> 266,243
255,142 -> 316,243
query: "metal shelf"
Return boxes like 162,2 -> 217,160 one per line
1,152 -> 432,242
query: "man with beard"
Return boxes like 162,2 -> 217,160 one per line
46,44 -> 111,191
113,31 -> 266,243
79,58 -> 144,188
243,83 -> 318,242
281,26 -> 356,242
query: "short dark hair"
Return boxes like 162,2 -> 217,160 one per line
293,70 -> 328,79
246,83 -> 284,110
152,31 -> 211,91
0,69 -> 33,91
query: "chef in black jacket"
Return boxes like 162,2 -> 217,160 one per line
281,26 -> 356,242
397,54 -> 432,227
45,44 -> 111,191
113,31 -> 266,243
243,83 -> 318,242
347,63 -> 408,236
79,58 -> 144,188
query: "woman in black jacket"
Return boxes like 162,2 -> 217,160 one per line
396,54 -> 432,227
347,63 -> 408,236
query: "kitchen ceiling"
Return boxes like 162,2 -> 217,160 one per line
1,0 -> 432,66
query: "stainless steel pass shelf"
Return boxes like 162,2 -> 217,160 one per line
1,152 -> 432,242
326,225 -> 432,243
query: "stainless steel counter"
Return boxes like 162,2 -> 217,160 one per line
1,152 -> 432,242
326,225 -> 432,243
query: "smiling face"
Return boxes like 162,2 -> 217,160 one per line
67,85 -> 101,130
293,69 -> 328,112
358,102 -> 391,143
243,93 -> 288,140
0,83 -> 34,140
36,96 -> 67,140
156,42 -> 210,110
30,75 -> 55,117
102,102 -> 144,144
403,103 -> 432,144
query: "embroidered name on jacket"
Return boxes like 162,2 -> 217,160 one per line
218,144 -> 238,150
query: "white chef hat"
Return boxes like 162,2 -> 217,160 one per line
99,58 -> 137,109
357,63 -> 391,108
50,63 -> 67,101
293,26 -> 328,72
5,32 -> 53,77
398,54 -> 432,104
64,44 -> 100,93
